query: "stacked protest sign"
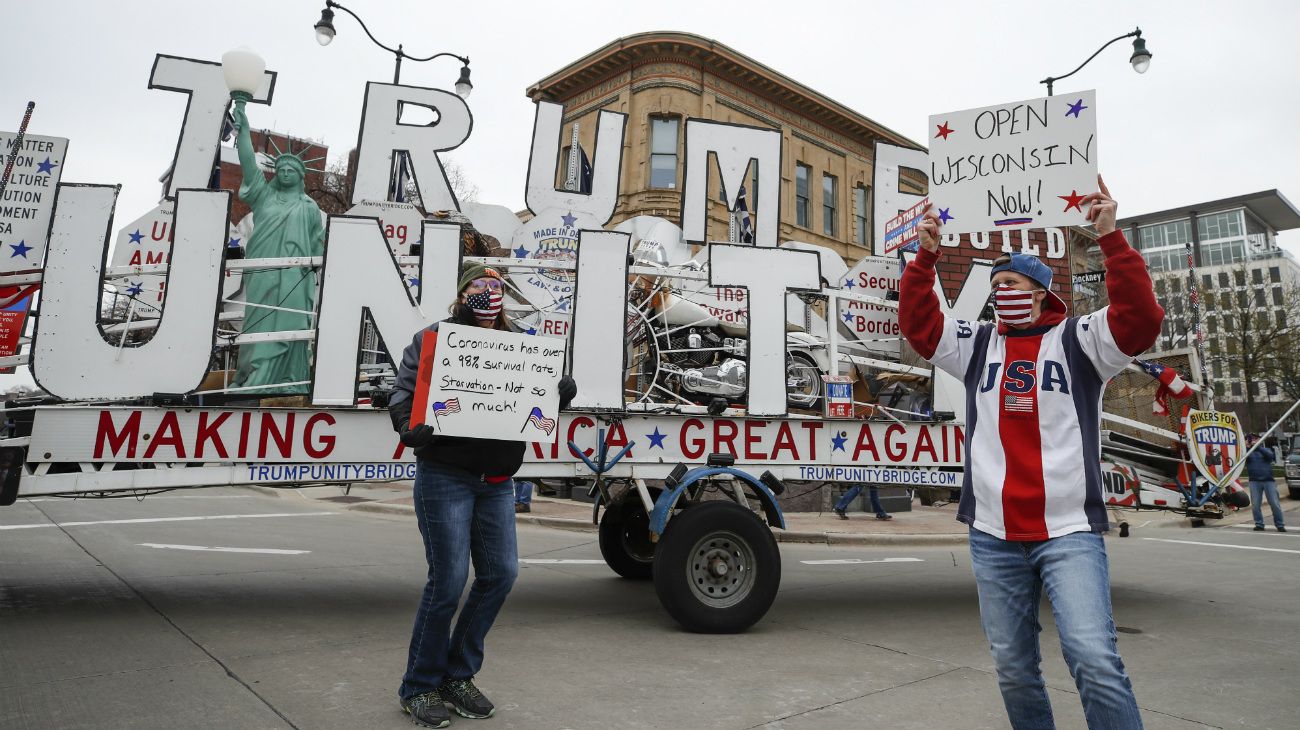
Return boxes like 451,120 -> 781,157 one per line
1,132 -> 67,276
882,197 -> 929,255
927,91 -> 1098,236
411,323 -> 566,442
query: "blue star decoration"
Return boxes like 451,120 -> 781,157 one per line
646,427 -> 668,449
525,326 -> 537,335
843,277 -> 855,289
842,311 -> 854,324
557,297 -> 570,312
227,237 -> 241,248
129,229 -> 145,244
560,211 -> 577,228
126,281 -> 144,297
35,157 -> 58,175
513,244 -> 529,258
1065,99 -> 1088,118
407,277 -> 421,287
831,431 -> 848,452
938,208 -> 954,224
9,240 -> 32,258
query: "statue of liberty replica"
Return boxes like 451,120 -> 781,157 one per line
228,96 -> 325,395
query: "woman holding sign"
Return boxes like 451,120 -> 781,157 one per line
901,177 -> 1160,729
388,264 -> 577,727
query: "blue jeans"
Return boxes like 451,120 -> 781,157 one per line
515,480 -> 533,506
834,484 -> 888,517
1249,479 -> 1285,528
968,528 -> 1142,730
399,462 -> 519,701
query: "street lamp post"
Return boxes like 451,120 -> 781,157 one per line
1040,27 -> 1152,96
313,1 -> 472,96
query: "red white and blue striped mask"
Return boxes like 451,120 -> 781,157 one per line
466,290 -> 503,321
993,286 -> 1036,326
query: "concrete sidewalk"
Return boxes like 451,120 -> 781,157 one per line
263,481 -> 1217,546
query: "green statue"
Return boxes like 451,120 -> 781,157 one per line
229,97 -> 326,395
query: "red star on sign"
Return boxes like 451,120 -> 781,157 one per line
935,122 -> 954,140
1059,190 -> 1086,212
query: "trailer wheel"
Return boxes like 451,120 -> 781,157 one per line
653,500 -> 780,633
598,487 -> 661,580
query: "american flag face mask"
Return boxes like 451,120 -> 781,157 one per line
465,290 -> 503,321
993,285 -> 1036,326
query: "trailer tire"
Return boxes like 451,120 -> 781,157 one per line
653,500 -> 780,633
598,487 -> 661,580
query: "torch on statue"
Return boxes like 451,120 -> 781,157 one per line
223,48 -> 325,396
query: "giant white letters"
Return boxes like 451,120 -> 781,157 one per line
150,55 -> 276,198
681,121 -> 781,247
32,188 -> 229,399
567,230 -> 631,411
525,101 -> 626,225
709,245 -> 820,416
352,83 -> 471,209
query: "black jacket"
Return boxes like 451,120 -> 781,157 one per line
389,314 -> 571,477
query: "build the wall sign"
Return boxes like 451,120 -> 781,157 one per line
927,91 -> 1098,236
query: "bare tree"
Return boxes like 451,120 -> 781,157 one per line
1202,263 -> 1299,428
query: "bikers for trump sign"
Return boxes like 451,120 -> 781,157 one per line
926,91 -> 1098,235
1184,409 -> 1246,488
411,323 -> 566,442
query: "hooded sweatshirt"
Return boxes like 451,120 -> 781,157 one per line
899,230 -> 1163,540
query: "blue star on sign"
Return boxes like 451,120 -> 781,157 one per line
557,298 -> 570,312
843,278 -> 855,289
35,157 -> 58,174
129,229 -> 145,244
1065,99 -> 1088,118
407,277 -> 421,287
561,211 -> 577,228
646,427 -> 668,449
831,431 -> 848,452
842,311 -> 853,324
126,281 -> 144,297
938,208 -> 954,224
525,326 -> 537,335
9,240 -> 32,258
513,244 -> 529,258
227,237 -> 241,248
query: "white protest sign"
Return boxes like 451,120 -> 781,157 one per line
927,91 -> 1097,235
414,323 -> 566,442
1,132 -> 68,275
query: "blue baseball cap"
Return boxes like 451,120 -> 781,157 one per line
990,253 -> 1067,314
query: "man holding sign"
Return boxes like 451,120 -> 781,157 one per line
388,264 -> 577,727
901,175 -> 1161,729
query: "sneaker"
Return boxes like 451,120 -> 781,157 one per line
514,503 -> 530,514
441,678 -> 495,719
875,514 -> 893,521
833,507 -> 848,520
1279,526 -> 1288,532
400,690 -> 451,728
1255,525 -> 1266,531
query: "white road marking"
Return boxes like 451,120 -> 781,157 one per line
1142,537 -> 1300,555
0,512 -> 334,531
518,559 -> 607,564
1227,524 -> 1296,536
800,557 -> 925,565
139,543 -> 310,555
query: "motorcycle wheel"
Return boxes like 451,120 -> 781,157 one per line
786,352 -> 823,410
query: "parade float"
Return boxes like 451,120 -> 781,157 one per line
0,45 -> 1259,631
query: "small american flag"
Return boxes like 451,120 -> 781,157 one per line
432,398 -> 461,416
1003,394 -> 1035,413
526,406 -> 556,435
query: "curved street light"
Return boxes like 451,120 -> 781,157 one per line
313,0 -> 472,98
1040,27 -> 1152,96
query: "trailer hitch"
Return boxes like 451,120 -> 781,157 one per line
568,422 -> 636,524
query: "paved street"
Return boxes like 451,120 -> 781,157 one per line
2,487 -> 1297,729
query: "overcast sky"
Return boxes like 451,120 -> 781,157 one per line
3,0 -> 1298,389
